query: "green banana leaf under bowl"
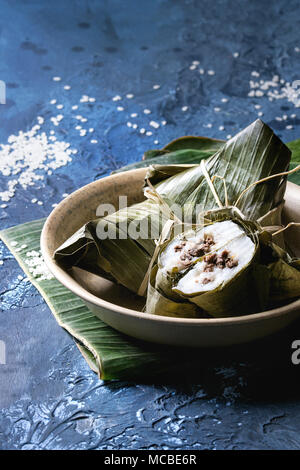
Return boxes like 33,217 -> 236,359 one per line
41,168 -> 300,348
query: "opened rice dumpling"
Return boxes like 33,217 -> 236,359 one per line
147,204 -> 300,318
147,209 -> 264,318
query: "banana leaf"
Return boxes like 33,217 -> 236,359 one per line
55,120 -> 292,295
117,135 -> 298,179
113,148 -> 219,174
258,234 -> 300,303
113,135 -> 225,173
0,219 -> 192,380
287,138 -> 300,186
146,266 -> 200,318
287,138 -> 300,164
162,135 -> 225,152
268,258 -> 300,302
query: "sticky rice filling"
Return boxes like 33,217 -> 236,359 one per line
174,234 -> 255,294
160,220 -> 248,274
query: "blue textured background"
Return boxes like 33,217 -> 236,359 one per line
1,0 -> 300,450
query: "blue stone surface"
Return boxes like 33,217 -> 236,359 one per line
1,0 -> 300,450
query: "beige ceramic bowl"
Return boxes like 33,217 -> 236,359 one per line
41,168 -> 300,347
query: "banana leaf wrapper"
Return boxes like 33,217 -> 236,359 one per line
258,237 -> 300,303
56,200 -> 167,293
257,201 -> 285,248
151,120 -> 290,222
150,209 -> 300,318
54,119 -> 291,295
268,259 -> 300,302
146,266 -> 200,318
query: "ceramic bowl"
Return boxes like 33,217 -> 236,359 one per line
41,168 -> 300,347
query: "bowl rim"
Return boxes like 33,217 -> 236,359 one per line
41,170 -> 300,327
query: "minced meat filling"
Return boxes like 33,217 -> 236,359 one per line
203,250 -> 238,275
174,241 -> 186,252
175,235 -> 215,265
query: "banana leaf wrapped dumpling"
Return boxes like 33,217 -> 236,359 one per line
54,119 -> 292,296
147,205 -> 300,318
147,211 -> 268,318
173,229 -> 258,316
